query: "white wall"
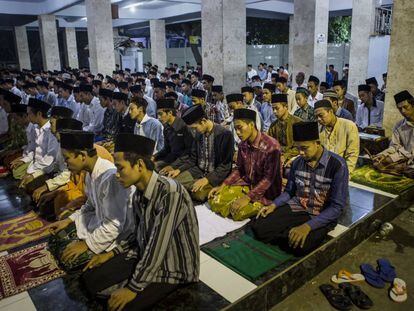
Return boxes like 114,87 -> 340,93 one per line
367,35 -> 390,87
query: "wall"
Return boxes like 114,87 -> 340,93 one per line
367,35 -> 390,88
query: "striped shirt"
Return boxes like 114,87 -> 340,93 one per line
113,172 -> 200,292
274,148 -> 349,230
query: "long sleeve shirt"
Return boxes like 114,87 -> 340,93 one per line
144,95 -> 157,118
336,107 -> 354,121
113,172 -> 199,292
40,91 -> 58,107
76,103 -> 90,126
58,94 -> 80,117
259,102 -> 276,132
0,107 -> 8,135
224,132 -> 282,205
20,121 -> 60,177
273,148 -> 349,230
308,92 -> 323,108
378,118 -> 414,165
286,89 -> 298,113
319,118 -> 360,172
69,157 -> 134,254
356,99 -> 384,130
134,114 -> 164,153
268,114 -> 302,160
294,104 -> 316,122
83,97 -> 105,134
44,149 -> 71,191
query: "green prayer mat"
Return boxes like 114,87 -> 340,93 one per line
202,232 -> 293,281
351,165 -> 414,194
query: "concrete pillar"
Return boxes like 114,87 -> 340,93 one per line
347,0 -> 376,96
63,28 -> 78,69
383,0 -> 414,135
113,28 -> 121,69
38,15 -> 61,71
149,20 -> 167,71
288,15 -> 294,72
85,0 -> 115,75
14,26 -> 31,70
291,0 -> 329,83
201,0 -> 246,94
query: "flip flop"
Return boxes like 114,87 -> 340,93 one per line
340,283 -> 373,309
389,278 -> 407,302
360,264 -> 385,288
377,258 -> 397,282
331,269 -> 365,284
319,284 -> 352,310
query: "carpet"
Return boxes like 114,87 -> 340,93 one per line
0,211 -> 51,252
351,165 -> 414,194
202,232 -> 293,281
0,242 -> 65,299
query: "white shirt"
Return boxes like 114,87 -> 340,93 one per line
69,157 -> 134,254
45,149 -> 71,191
11,86 -> 23,98
0,107 -> 8,135
308,92 -> 323,108
83,96 -> 105,134
247,69 -> 257,80
286,88 -> 298,113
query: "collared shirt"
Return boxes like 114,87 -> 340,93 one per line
101,107 -> 119,139
247,68 -> 257,80
11,86 -> 23,98
20,120 -> 59,177
198,130 -> 215,175
355,98 -> 384,129
58,94 -> 80,117
134,114 -> 164,153
258,69 -> 267,81
308,92 -> 323,108
40,91 -> 58,107
0,107 -> 8,135
155,117 -> 194,164
69,157 -> 134,254
379,118 -> 414,165
144,95 -> 157,118
294,104 -> 316,121
224,132 -> 282,205
268,114 -> 302,160
286,88 -> 298,113
113,172 -> 199,292
45,148 -> 71,191
319,117 -> 360,172
83,97 -> 105,134
259,102 -> 276,132
274,148 -> 349,230
205,101 -> 229,124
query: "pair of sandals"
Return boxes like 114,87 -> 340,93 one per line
320,283 -> 373,310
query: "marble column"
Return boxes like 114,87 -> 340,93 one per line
347,0 -> 376,96
14,26 -> 31,70
201,0 -> 246,94
38,15 -> 61,71
291,0 -> 329,83
85,0 -> 115,75
63,28 -> 78,69
149,20 -> 167,71
383,0 -> 414,135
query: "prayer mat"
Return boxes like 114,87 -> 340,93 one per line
351,165 -> 414,194
12,161 -> 30,180
48,222 -> 93,272
0,211 -> 51,252
202,232 -> 293,281
0,242 -> 65,299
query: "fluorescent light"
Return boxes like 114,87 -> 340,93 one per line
81,17 -> 87,21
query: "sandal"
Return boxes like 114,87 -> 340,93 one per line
340,283 -> 373,309
389,278 -> 407,302
377,258 -> 397,282
360,263 -> 385,288
319,284 -> 352,310
331,269 -> 365,284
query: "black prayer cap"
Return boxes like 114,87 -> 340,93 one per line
170,74 -> 179,80
276,76 -> 287,84
320,82 -> 329,88
150,78 -> 159,85
314,99 -> 333,110
181,104 -> 206,125
166,81 -> 176,88
56,118 -> 83,132
233,108 -> 256,122
271,93 -> 288,104
4,78 -> 14,84
114,133 -> 155,157
383,72 -> 388,78
10,104 -> 27,114
60,130 -> 94,150
112,92 -> 128,102
51,106 -> 74,119
61,83 -> 73,91
271,73 -> 278,79
358,84 -> 371,92
263,83 -> 276,92
99,88 -> 113,98
191,89 -> 206,98
308,75 -> 320,85
92,80 -> 102,87
251,75 -> 261,81
130,85 -> 141,93
79,84 -> 93,93
182,79 -> 191,86
296,87 -> 309,96
37,80 -> 49,88
202,74 -> 214,83
4,91 -> 21,104
28,98 -> 51,112
212,85 -> 223,93
73,86 -> 80,93
118,81 -> 128,89
241,86 -> 254,93
226,93 -> 244,103
25,82 -> 37,89
333,80 -> 345,87
394,90 -> 413,104
292,122 -> 319,142
157,98 -> 175,110
165,92 -> 178,100
365,77 -> 378,86
106,77 -> 118,86
154,81 -> 166,89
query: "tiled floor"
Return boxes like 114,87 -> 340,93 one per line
0,177 -> 397,310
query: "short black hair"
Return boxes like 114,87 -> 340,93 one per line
123,152 -> 154,171
28,106 -> 48,118
159,108 -> 176,116
130,96 -> 148,113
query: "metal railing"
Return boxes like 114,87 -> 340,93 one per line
374,6 -> 393,35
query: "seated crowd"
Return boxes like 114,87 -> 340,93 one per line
0,63 -> 413,310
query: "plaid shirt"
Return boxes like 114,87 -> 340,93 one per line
274,148 -> 349,230
294,105 -> 316,122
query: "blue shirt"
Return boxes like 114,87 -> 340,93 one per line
57,95 -> 80,117
337,107 -> 354,121
258,69 -> 267,81
259,102 -> 276,132
134,114 -> 164,153
273,148 -> 349,230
